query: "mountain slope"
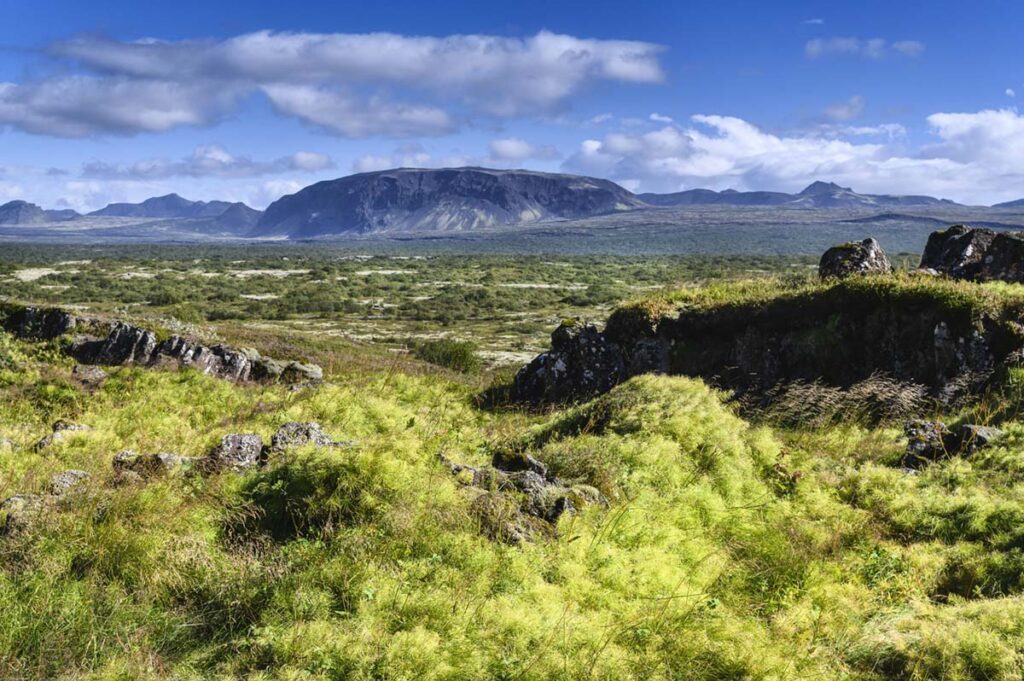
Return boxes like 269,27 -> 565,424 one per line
88,194 -> 262,233
252,167 -> 645,238
640,181 -> 958,208
0,200 -> 80,225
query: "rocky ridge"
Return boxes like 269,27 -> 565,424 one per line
0,304 -> 322,384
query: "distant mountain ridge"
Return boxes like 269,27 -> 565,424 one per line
88,194 -> 262,233
639,181 -> 959,209
0,200 -> 80,225
252,167 -> 646,238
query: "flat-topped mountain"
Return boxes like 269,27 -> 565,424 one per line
0,200 -> 79,225
251,167 -> 646,238
640,181 -> 959,208
88,193 -> 262,233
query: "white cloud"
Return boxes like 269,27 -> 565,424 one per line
2,30 -> 664,137
561,110 -> 1024,204
802,18 -> 825,25
81,145 -> 334,180
488,137 -> 559,162
587,113 -> 614,125
1007,88 -> 1017,98
805,37 -> 924,59
823,95 -> 865,122
649,112 -> 674,123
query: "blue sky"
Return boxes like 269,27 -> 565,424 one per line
1,0 -> 1022,209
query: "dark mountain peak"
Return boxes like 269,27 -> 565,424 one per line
0,200 -> 80,225
252,167 -> 644,238
799,181 -> 851,195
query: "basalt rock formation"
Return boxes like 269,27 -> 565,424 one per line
921,225 -> 1024,282
0,304 -> 322,384
819,238 -> 892,279
513,274 -> 1024,407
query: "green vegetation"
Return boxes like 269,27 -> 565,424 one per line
2,249 -> 1024,678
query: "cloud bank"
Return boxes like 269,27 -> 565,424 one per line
0,30 -> 665,138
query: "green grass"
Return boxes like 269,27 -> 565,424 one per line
3,258 -> 1024,678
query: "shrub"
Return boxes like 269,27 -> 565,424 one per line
410,338 -> 481,373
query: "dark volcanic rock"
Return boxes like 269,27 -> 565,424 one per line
512,321 -> 625,405
819,238 -> 892,279
979,232 -> 1024,283
34,421 -> 92,450
1,306 -> 77,339
72,321 -> 157,365
72,364 -> 108,388
47,469 -> 91,497
901,420 -> 1005,467
270,422 -> 350,451
252,167 -> 645,238
0,494 -> 45,534
113,451 -> 190,480
920,225 -> 996,280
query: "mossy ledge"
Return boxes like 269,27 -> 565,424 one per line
513,275 -> 1024,405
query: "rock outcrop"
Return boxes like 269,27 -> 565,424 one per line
270,421 -> 353,452
1,469 -> 92,534
34,421 -> 92,450
0,304 -> 322,385
441,450 -> 605,545
901,419 -> 1005,467
512,274 -> 1024,406
920,225 -> 1024,282
819,238 -> 892,279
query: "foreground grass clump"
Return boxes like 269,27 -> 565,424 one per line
3,323 -> 1024,678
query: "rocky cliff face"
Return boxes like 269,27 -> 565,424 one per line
0,201 -> 79,225
252,167 -> 645,238
0,305 -> 322,384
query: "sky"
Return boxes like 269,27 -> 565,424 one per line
1,0 -> 1023,210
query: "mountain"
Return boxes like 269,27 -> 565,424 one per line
88,194 -> 262,232
993,198 -> 1024,208
0,200 -> 80,225
252,167 -> 646,238
640,181 -> 958,208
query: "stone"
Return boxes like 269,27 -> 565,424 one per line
952,424 -> 1005,455
47,469 -> 91,497
270,422 -> 350,451
72,364 -> 108,387
251,357 -> 285,382
902,419 -> 951,466
35,421 -> 92,450
0,494 -> 45,534
112,450 -> 189,479
818,238 -> 892,279
512,321 -> 625,405
203,434 -> 265,472
0,437 -> 13,452
920,225 -> 995,280
979,232 -> 1024,283
281,361 -> 323,384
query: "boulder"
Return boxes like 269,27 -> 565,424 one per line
72,364 -> 108,388
202,434 -> 265,472
281,361 -> 324,384
70,322 -> 156,365
920,225 -> 995,280
819,238 -> 892,279
979,232 -> 1024,283
47,469 -> 91,497
270,422 -> 350,451
34,421 -> 92,450
112,450 -> 190,479
902,420 -> 1005,467
0,494 -> 45,534
952,424 -> 1005,455
512,320 -> 625,405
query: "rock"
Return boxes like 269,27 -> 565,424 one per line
952,424 -> 1005,455
980,232 -> 1024,283
0,437 -> 13,452
818,238 -> 892,279
270,422 -> 350,451
491,450 -> 550,480
281,361 -> 323,384
512,321 -> 625,405
0,494 -> 45,534
920,225 -> 995,280
34,421 -> 92,450
1,306 -> 77,339
72,364 -> 107,387
112,450 -> 189,479
251,357 -> 285,382
469,492 -> 552,546
902,419 -> 951,466
47,469 -> 91,496
203,434 -> 265,472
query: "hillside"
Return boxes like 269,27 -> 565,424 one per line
0,200 -> 79,225
252,167 -> 646,237
89,194 -> 262,233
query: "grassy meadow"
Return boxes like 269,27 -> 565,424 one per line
1,246 -> 1023,679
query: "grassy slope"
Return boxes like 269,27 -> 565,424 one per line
2,278 -> 1024,678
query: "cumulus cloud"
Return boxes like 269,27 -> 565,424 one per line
823,95 -> 865,122
1007,88 -> 1017,98
0,30 -> 665,137
561,110 -> 1024,204
488,137 -> 559,162
80,145 -> 334,180
805,37 -> 924,59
